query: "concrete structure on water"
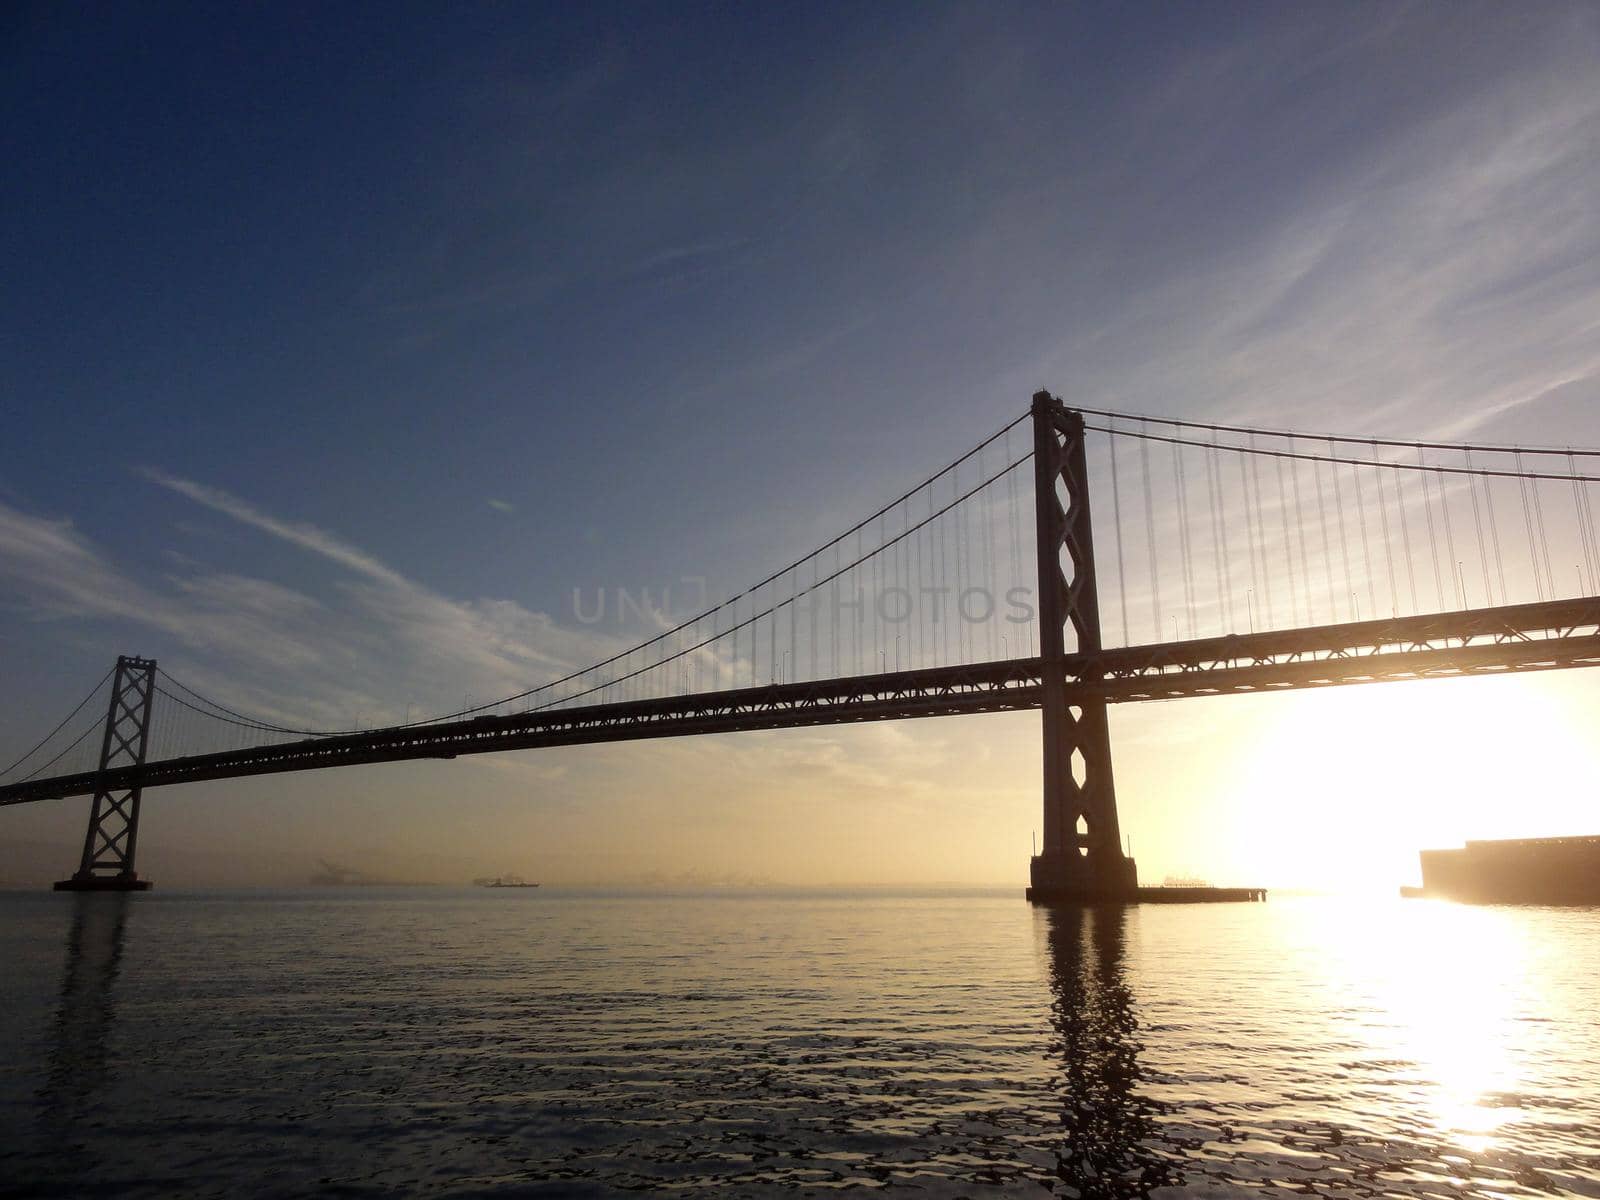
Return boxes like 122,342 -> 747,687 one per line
1405,835 -> 1600,905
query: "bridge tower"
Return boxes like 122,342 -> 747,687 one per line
54,656 -> 156,892
1027,393 -> 1138,902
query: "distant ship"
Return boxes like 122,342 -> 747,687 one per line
1402,836 -> 1600,905
474,874 -> 540,888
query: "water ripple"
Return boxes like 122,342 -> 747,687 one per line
0,890 -> 1596,1197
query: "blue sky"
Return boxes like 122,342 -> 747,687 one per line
4,4 -> 1600,886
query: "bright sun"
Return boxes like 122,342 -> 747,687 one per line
1223,672 -> 1600,891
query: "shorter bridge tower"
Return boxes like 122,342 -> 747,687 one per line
54,656 -> 156,892
1027,393 -> 1138,902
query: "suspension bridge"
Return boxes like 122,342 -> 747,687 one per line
5,393 -> 1599,898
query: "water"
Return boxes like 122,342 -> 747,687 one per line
2,889 -> 1597,1198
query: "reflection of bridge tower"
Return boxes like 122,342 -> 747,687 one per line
43,893 -> 132,1113
1040,904 -> 1176,1191
55,656 -> 156,892
1028,392 -> 1138,901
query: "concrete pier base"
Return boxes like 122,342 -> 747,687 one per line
53,874 -> 152,892
1027,886 -> 1266,903
1025,851 -> 1139,903
1026,852 -> 1265,903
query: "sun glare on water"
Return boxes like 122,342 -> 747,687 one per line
1304,897 -> 1535,1154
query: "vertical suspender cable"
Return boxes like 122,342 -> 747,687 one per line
1274,452 -> 1301,626
1418,446 -> 1444,610
1393,455 -> 1419,614
1350,460 -> 1376,620
902,499 -> 915,668
1515,452 -> 1546,602
1329,440 -> 1355,621
1311,455 -> 1335,622
934,490 -> 945,668
1466,452 -> 1492,607
952,470 -> 965,663
917,494 -> 928,666
980,442 -> 996,659
1248,437 -> 1274,626
1173,442 -> 1197,637
1239,449 -> 1263,627
904,498 -> 916,670
876,511 -> 887,667
1583,458 -> 1600,596
1481,454 -> 1509,604
953,464 -> 966,662
1009,427 -> 1025,651
1141,419 -> 1161,640
1573,450 -> 1599,594
812,544 -> 825,681
1436,455 -> 1462,609
832,544 -> 844,678
955,471 -> 965,660
1527,453 -> 1555,599
857,524 -> 866,674
1288,450 -> 1313,623
1108,420 -> 1131,645
1205,436 -> 1229,633
915,496 -> 928,668
1372,442 -> 1400,616
915,483 -> 928,668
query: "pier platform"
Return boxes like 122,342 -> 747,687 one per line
53,875 -> 152,892
1026,885 -> 1266,904
1133,886 -> 1265,903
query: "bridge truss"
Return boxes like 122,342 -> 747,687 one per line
4,596 -> 1595,808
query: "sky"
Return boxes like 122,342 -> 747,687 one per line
3,2 -> 1600,889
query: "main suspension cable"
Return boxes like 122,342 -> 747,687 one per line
157,411 -> 1034,738
524,454 -> 1035,714
1083,424 -> 1600,483
0,667 -> 114,779
1071,405 -> 1600,458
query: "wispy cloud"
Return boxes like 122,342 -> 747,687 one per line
140,469 -> 413,590
144,470 -> 635,713
0,503 -> 177,630
0,477 -> 629,733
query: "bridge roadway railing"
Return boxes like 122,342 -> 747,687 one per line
3,596 -> 1596,806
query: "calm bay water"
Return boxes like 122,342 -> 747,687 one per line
1,888 -> 1597,1198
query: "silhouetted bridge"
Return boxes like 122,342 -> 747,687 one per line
5,394 -> 1598,897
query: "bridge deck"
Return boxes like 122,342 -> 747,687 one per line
4,596 -> 1596,805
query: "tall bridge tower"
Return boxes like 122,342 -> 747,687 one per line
1027,392 -> 1138,901
54,655 -> 156,892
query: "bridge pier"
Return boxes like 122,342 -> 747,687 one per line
54,656 -> 156,893
1026,393 -> 1138,903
